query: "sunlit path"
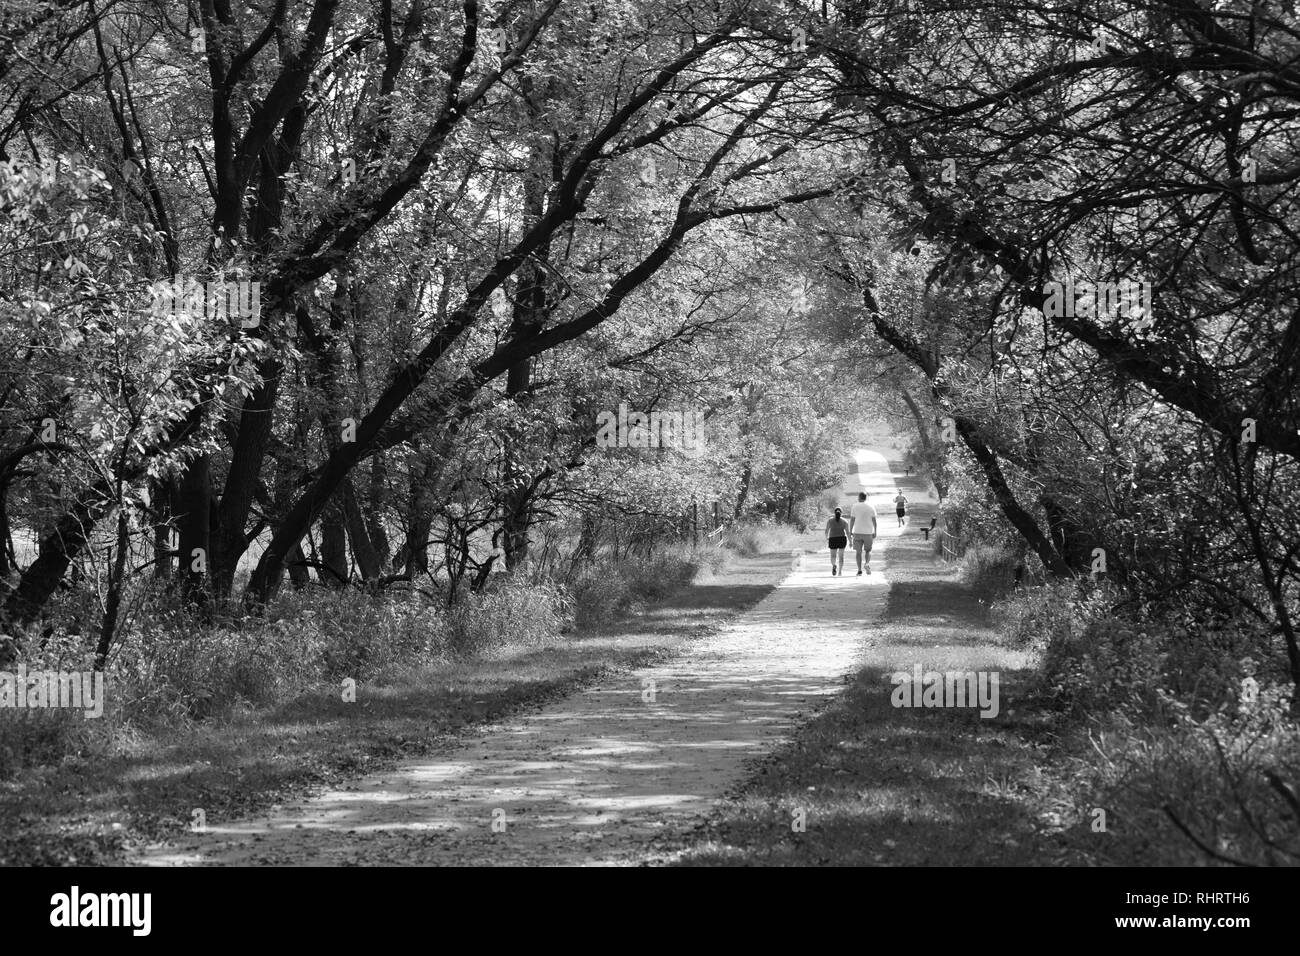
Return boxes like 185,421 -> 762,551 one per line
136,451 -> 921,866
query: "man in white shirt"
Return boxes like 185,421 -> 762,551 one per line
849,492 -> 878,576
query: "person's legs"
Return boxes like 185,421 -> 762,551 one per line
853,535 -> 865,573
834,547 -> 844,574
863,534 -> 874,572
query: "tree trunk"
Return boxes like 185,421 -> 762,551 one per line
0,490 -> 109,658
394,455 -> 432,578
319,500 -> 349,587
499,137 -> 550,571
901,388 -> 949,498
1041,493 -> 1098,575
502,474 -> 534,570
0,482 -> 11,582
95,508 -> 132,670
174,453 -> 213,608
956,420 -> 1073,577
365,454 -> 391,569
212,358 -> 283,598
287,542 -> 311,589
574,513 -> 600,567
342,477 -> 382,582
733,461 -> 753,519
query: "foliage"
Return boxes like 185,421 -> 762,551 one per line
1067,687 -> 1300,866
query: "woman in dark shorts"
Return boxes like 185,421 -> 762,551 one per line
894,492 -> 908,527
826,507 -> 850,576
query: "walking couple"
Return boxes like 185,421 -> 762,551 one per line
826,493 -> 876,576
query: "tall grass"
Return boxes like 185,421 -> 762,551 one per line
959,544 -> 1021,601
0,578 -> 577,778
1063,684 -> 1300,865
991,578 -> 1298,865
0,526 -> 764,780
566,542 -> 727,631
723,519 -> 799,557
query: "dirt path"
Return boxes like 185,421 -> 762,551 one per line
655,461 -> 1048,866
136,450 -> 928,866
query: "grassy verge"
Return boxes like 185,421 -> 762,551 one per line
0,551 -> 793,866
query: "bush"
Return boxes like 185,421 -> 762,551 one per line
793,491 -> 841,532
3,533 -> 710,774
568,563 -> 633,631
1063,685 -> 1300,865
994,580 -> 1276,719
0,630 -> 104,779
114,615 -> 304,724
992,579 -> 1167,715
991,579 -> 1106,651
0,709 -> 88,780
101,586 -> 453,725
291,589 -> 447,680
0,546 -> 709,778
687,539 -> 732,579
446,579 -> 571,654
1041,614 -> 1173,717
960,544 -> 1021,601
723,518 -> 798,557
566,544 -> 715,631
634,546 -> 711,598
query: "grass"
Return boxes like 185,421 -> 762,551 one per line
0,547 -> 794,866
723,520 -> 800,558
960,543 -> 1023,606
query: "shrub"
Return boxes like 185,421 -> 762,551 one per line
994,580 -> 1275,719
567,563 -> 633,631
446,579 -> 571,654
689,539 -> 732,579
1039,614 -> 1172,717
793,491 -> 841,532
632,546 -> 707,598
960,544 -> 1021,601
114,615 -> 302,724
105,587 -> 452,725
0,630 -> 104,779
566,544 -> 713,631
1064,685 -> 1300,865
991,579 -> 1106,651
0,709 -> 88,780
724,518 -> 798,557
288,589 -> 447,679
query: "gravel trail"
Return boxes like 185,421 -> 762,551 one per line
136,450 -> 915,866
